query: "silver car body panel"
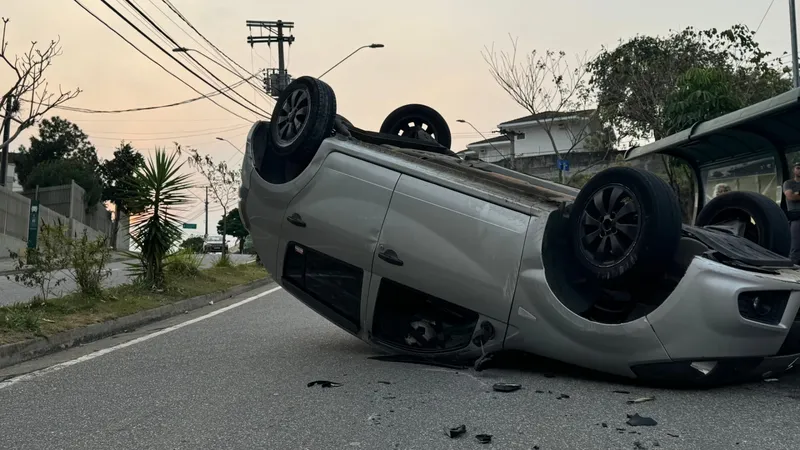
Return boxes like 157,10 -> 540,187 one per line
504,216 -> 670,378
646,257 -> 800,360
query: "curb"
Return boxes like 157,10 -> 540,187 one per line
0,277 -> 275,370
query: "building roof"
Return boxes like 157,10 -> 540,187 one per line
466,135 -> 511,148
498,109 -> 596,128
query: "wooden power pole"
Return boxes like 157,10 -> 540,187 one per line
246,20 -> 295,98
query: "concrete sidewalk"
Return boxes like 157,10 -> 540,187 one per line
0,251 -> 138,276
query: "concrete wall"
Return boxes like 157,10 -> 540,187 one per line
1,187 -> 30,242
495,152 -> 666,183
1,178 -> 121,257
0,186 -> 72,258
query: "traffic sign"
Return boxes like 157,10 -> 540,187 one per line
182,223 -> 197,229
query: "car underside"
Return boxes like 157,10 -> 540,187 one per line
240,75 -> 800,385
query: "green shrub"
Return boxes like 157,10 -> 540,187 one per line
3,303 -> 41,333
213,252 -> 233,268
69,230 -> 112,297
165,248 -> 203,278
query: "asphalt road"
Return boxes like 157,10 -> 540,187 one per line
0,254 -> 254,306
1,285 -> 800,449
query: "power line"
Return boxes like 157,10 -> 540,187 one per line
160,0 -> 263,89
87,124 -> 250,141
756,0 -> 776,34
147,0 -> 273,104
21,77 -> 253,114
144,0 -> 241,76
118,0 -> 272,117
73,0 -> 254,122
86,123 -> 250,136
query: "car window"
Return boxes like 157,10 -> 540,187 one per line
700,154 -> 779,204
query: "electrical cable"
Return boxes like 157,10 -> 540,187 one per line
87,124 -> 250,141
119,0 -> 272,117
144,0 -> 241,76
19,77 -> 253,114
160,0 -> 266,90
73,0 -> 254,122
756,0 -> 776,34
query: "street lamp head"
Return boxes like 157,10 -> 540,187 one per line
369,43 -> 385,48
172,47 -> 189,53
456,119 -> 466,123
215,137 -> 224,141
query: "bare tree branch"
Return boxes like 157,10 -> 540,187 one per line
185,147 -> 240,253
0,18 -> 80,150
482,36 -> 596,160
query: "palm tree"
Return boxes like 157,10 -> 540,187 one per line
125,147 -> 193,288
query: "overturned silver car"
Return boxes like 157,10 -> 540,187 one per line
239,76 -> 800,384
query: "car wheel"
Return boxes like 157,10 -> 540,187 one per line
570,167 -> 682,280
379,104 -> 452,149
695,191 -> 790,257
269,76 -> 337,165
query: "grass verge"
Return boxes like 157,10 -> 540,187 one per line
0,263 -> 269,345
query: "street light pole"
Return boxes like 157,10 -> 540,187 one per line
216,136 -> 244,155
318,44 -> 385,79
456,119 -> 510,167
790,0 -> 800,87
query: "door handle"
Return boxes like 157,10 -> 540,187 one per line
378,249 -> 404,266
286,213 -> 306,228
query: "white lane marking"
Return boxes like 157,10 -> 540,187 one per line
0,286 -> 283,390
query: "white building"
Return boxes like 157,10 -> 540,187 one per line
460,110 -> 600,163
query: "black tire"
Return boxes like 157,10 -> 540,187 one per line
570,167 -> 682,280
269,76 -> 337,165
379,104 -> 452,149
696,191 -> 790,257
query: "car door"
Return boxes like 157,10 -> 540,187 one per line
278,152 -> 400,336
367,174 -> 530,354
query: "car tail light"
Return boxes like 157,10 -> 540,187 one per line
737,291 -> 790,325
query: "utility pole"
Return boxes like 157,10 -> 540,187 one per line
0,96 -> 12,188
246,20 -> 295,98
499,129 -> 520,170
204,186 -> 209,239
791,0 -> 800,87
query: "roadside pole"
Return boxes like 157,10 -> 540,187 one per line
791,0 -> 800,87
0,96 -> 12,187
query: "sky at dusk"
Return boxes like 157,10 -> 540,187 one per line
1,0 -> 796,238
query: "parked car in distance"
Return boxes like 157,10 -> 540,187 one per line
203,235 -> 225,253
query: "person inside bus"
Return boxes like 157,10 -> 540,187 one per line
783,163 -> 800,264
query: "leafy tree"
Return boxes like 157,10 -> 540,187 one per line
588,24 -> 791,143
26,158 -> 104,208
15,117 -> 103,209
15,116 -> 100,186
663,67 -> 744,135
187,148 -> 239,255
217,208 -> 248,253
102,141 -> 146,249
180,236 -> 205,253
126,147 -> 192,289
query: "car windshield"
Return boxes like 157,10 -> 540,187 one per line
700,154 -> 780,203
207,236 -> 223,242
